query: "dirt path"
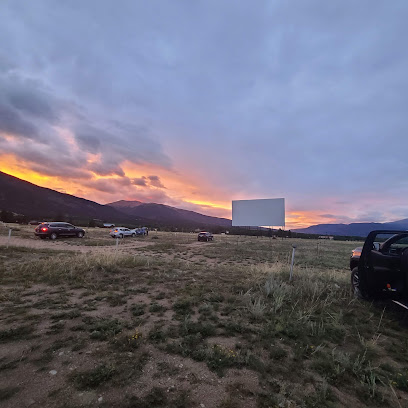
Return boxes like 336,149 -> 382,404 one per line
0,236 -> 153,253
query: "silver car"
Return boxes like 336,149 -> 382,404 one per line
110,227 -> 135,238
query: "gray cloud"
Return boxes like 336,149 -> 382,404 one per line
132,177 -> 147,186
0,103 -> 39,140
148,175 -> 166,189
1,1 -> 408,223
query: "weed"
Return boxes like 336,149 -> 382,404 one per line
131,303 -> 146,316
83,317 -> 124,340
0,325 -> 35,342
148,326 -> 166,343
70,364 -> 116,390
269,345 -> 288,360
106,292 -> 128,306
149,302 -> 167,313
126,387 -> 191,408
173,298 -> 194,317
245,294 -> 266,320
304,382 -> 337,407
51,309 -> 81,320
0,386 -> 20,401
392,369 -> 408,392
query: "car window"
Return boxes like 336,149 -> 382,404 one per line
389,236 -> 408,252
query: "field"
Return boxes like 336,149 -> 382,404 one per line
1,225 -> 408,407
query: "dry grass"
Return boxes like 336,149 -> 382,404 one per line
0,232 -> 407,407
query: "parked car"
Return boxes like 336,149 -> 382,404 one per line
198,231 -> 214,242
110,227 -> 135,238
34,222 -> 85,240
350,230 -> 408,309
132,227 -> 148,236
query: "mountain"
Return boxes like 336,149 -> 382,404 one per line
294,219 -> 408,237
108,200 -> 232,228
0,171 -> 134,222
0,171 -> 231,228
107,200 -> 143,209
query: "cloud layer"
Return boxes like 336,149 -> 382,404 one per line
1,1 -> 408,227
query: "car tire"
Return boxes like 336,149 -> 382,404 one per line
351,267 -> 369,299
50,232 -> 58,240
77,232 -> 84,238
132,233 -> 136,237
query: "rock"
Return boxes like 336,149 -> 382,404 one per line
49,370 -> 57,375
78,391 -> 97,404
98,396 -> 103,403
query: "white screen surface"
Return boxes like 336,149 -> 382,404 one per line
232,198 -> 285,227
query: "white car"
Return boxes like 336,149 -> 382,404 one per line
110,227 -> 135,238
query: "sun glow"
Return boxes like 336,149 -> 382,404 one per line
185,199 -> 230,210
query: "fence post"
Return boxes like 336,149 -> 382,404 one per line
289,244 -> 296,281
7,228 -> 12,248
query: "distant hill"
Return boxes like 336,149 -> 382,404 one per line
0,171 -> 134,223
294,219 -> 408,237
108,200 -> 232,228
0,171 -> 231,229
107,200 -> 143,209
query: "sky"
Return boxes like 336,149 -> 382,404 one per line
1,1 -> 408,229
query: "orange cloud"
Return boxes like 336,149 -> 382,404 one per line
0,154 -> 343,228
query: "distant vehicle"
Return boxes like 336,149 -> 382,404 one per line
132,227 -> 148,236
132,228 -> 146,235
34,222 -> 85,240
103,223 -> 115,228
198,231 -> 213,242
29,220 -> 41,225
110,227 -> 135,238
350,230 -> 408,310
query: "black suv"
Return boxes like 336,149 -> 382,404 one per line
34,222 -> 85,240
350,230 -> 408,309
198,231 -> 214,242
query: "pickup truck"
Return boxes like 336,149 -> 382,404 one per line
350,230 -> 408,309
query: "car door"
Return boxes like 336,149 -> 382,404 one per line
65,223 -> 77,236
54,223 -> 66,236
368,233 -> 408,291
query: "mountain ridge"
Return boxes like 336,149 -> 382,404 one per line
107,200 -> 232,227
293,219 -> 408,237
0,171 -> 232,228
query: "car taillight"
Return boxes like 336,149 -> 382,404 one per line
41,227 -> 48,232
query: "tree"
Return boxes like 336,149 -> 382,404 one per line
0,210 -> 14,223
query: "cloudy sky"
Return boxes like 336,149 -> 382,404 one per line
1,1 -> 407,228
